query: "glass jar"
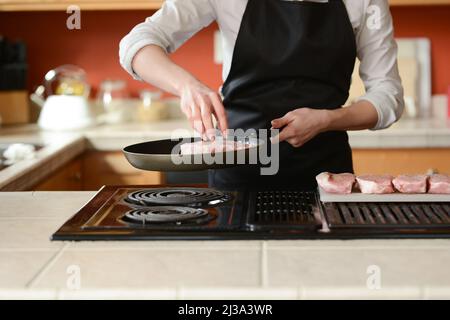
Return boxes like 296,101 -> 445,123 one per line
97,79 -> 131,123
136,89 -> 168,122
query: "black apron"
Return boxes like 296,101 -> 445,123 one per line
209,0 -> 357,191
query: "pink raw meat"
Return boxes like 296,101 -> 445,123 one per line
356,175 -> 394,194
180,140 -> 214,155
180,140 -> 249,155
428,174 -> 450,194
316,172 -> 355,194
392,174 -> 428,194
213,140 -> 248,153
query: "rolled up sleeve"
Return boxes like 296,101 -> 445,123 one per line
119,0 -> 216,80
355,0 -> 405,130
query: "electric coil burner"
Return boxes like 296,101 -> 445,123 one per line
122,207 -> 211,226
52,185 -> 450,241
119,188 -> 229,226
125,188 -> 230,207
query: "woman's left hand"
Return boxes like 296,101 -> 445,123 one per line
271,108 -> 331,148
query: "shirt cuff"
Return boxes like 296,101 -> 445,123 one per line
120,39 -> 168,81
356,91 -> 402,131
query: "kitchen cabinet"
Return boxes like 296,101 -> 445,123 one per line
353,149 -> 450,175
34,157 -> 82,191
1,0 -> 449,11
82,151 -> 164,190
34,151 -> 164,191
0,0 -> 162,11
390,0 -> 450,5
30,148 -> 450,190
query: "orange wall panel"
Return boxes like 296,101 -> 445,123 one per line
391,5 -> 450,94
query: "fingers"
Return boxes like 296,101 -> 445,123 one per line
197,95 -> 215,141
271,125 -> 295,144
190,105 -> 206,139
277,127 -> 296,143
180,83 -> 228,140
271,112 -> 294,129
181,97 -> 205,139
209,92 -> 228,134
271,128 -> 305,148
270,112 -> 296,143
286,137 -> 303,148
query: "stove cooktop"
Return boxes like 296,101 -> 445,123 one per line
52,185 -> 450,241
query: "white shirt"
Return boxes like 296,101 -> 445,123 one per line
119,0 -> 404,130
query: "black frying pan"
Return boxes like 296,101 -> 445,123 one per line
123,137 -> 263,172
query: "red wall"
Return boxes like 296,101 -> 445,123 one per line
391,6 -> 450,94
0,6 -> 449,97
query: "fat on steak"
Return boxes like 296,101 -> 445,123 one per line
428,174 -> 450,194
316,172 -> 355,194
356,175 -> 394,194
392,174 -> 428,194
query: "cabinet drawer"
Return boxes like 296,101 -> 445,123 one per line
82,151 -> 164,190
34,158 -> 82,191
353,149 -> 450,175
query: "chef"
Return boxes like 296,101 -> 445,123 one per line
120,0 -> 404,190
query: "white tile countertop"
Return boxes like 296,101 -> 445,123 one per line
0,191 -> 450,299
1,117 -> 450,190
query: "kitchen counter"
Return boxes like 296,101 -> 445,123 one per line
1,117 -> 450,190
0,191 -> 450,299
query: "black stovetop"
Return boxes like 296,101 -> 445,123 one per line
51,185 -> 450,241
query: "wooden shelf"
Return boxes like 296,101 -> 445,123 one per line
1,0 -> 449,12
390,0 -> 450,5
0,0 -> 163,11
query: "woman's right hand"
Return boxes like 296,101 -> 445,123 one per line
179,80 -> 228,140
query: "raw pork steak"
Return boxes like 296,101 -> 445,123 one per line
392,174 -> 428,194
316,172 -> 355,194
428,174 -> 450,194
180,140 -> 249,155
356,175 -> 394,194
180,140 -> 214,155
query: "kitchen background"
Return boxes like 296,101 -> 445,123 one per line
0,4 -> 449,98
0,0 -> 450,191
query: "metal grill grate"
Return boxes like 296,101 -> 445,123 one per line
246,191 -> 320,229
324,202 -> 450,228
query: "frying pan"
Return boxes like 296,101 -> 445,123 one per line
123,137 -> 263,172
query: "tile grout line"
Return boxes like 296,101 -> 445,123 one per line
255,245 -> 450,251
0,247 -> 65,252
261,241 -> 268,288
25,243 -> 69,289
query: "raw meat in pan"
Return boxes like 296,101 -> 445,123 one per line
356,175 -> 394,194
180,140 -> 250,155
428,174 -> 450,194
180,140 -> 214,155
316,172 -> 355,194
214,140 -> 249,153
392,174 -> 428,194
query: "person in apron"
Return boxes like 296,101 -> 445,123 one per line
212,0 -> 355,190
121,0 -> 404,191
